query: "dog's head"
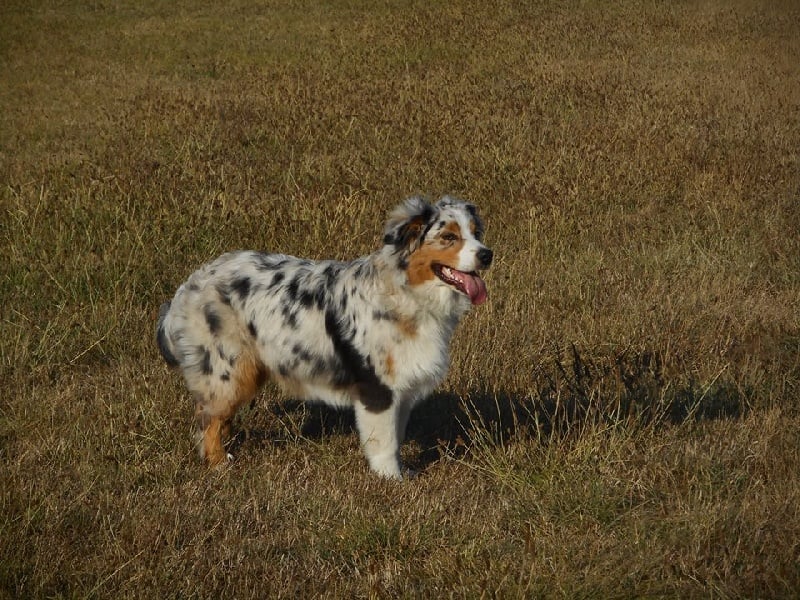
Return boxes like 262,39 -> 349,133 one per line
382,196 -> 493,305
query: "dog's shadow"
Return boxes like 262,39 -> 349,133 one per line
229,346 -> 747,473
227,393 -> 470,471
413,354 -> 746,471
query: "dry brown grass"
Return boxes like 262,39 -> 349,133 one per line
2,0 -> 799,597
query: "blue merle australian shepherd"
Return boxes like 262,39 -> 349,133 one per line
156,196 -> 493,479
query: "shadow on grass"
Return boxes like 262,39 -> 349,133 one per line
229,345 -> 747,471
407,345 -> 747,471
228,395 -> 357,456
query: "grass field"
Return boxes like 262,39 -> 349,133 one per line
2,0 -> 800,597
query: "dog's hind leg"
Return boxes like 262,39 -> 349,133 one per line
190,346 -> 267,466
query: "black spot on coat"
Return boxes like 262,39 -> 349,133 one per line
323,264 -> 340,285
324,310 -> 392,413
204,305 -> 221,335
298,290 -> 314,309
231,277 -> 251,300
372,309 -> 397,322
285,277 -> 300,302
268,272 -> 285,289
201,348 -> 212,375
299,285 -> 326,310
357,381 -> 393,413
291,343 -> 313,362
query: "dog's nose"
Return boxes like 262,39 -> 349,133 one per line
476,247 -> 493,269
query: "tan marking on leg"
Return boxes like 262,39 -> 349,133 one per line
202,416 -> 229,466
195,348 -> 268,467
232,350 -> 268,403
385,352 -> 395,381
273,374 -> 307,398
396,315 -> 418,338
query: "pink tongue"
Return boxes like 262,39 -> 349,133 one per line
450,269 -> 488,305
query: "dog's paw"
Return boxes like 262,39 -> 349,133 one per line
206,451 -> 234,470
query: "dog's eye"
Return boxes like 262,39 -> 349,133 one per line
441,232 -> 459,242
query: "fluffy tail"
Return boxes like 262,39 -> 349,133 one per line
156,301 -> 180,367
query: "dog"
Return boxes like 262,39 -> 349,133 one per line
156,195 -> 493,479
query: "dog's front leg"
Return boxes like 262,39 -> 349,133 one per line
354,399 -> 403,480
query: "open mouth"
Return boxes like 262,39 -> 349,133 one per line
432,264 -> 488,305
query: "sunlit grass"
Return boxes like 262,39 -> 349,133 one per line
1,0 -> 799,597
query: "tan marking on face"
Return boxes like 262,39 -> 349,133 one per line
406,237 -> 465,286
444,221 -> 462,237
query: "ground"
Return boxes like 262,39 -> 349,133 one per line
1,0 -> 799,597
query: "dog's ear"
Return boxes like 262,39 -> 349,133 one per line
383,196 -> 436,260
